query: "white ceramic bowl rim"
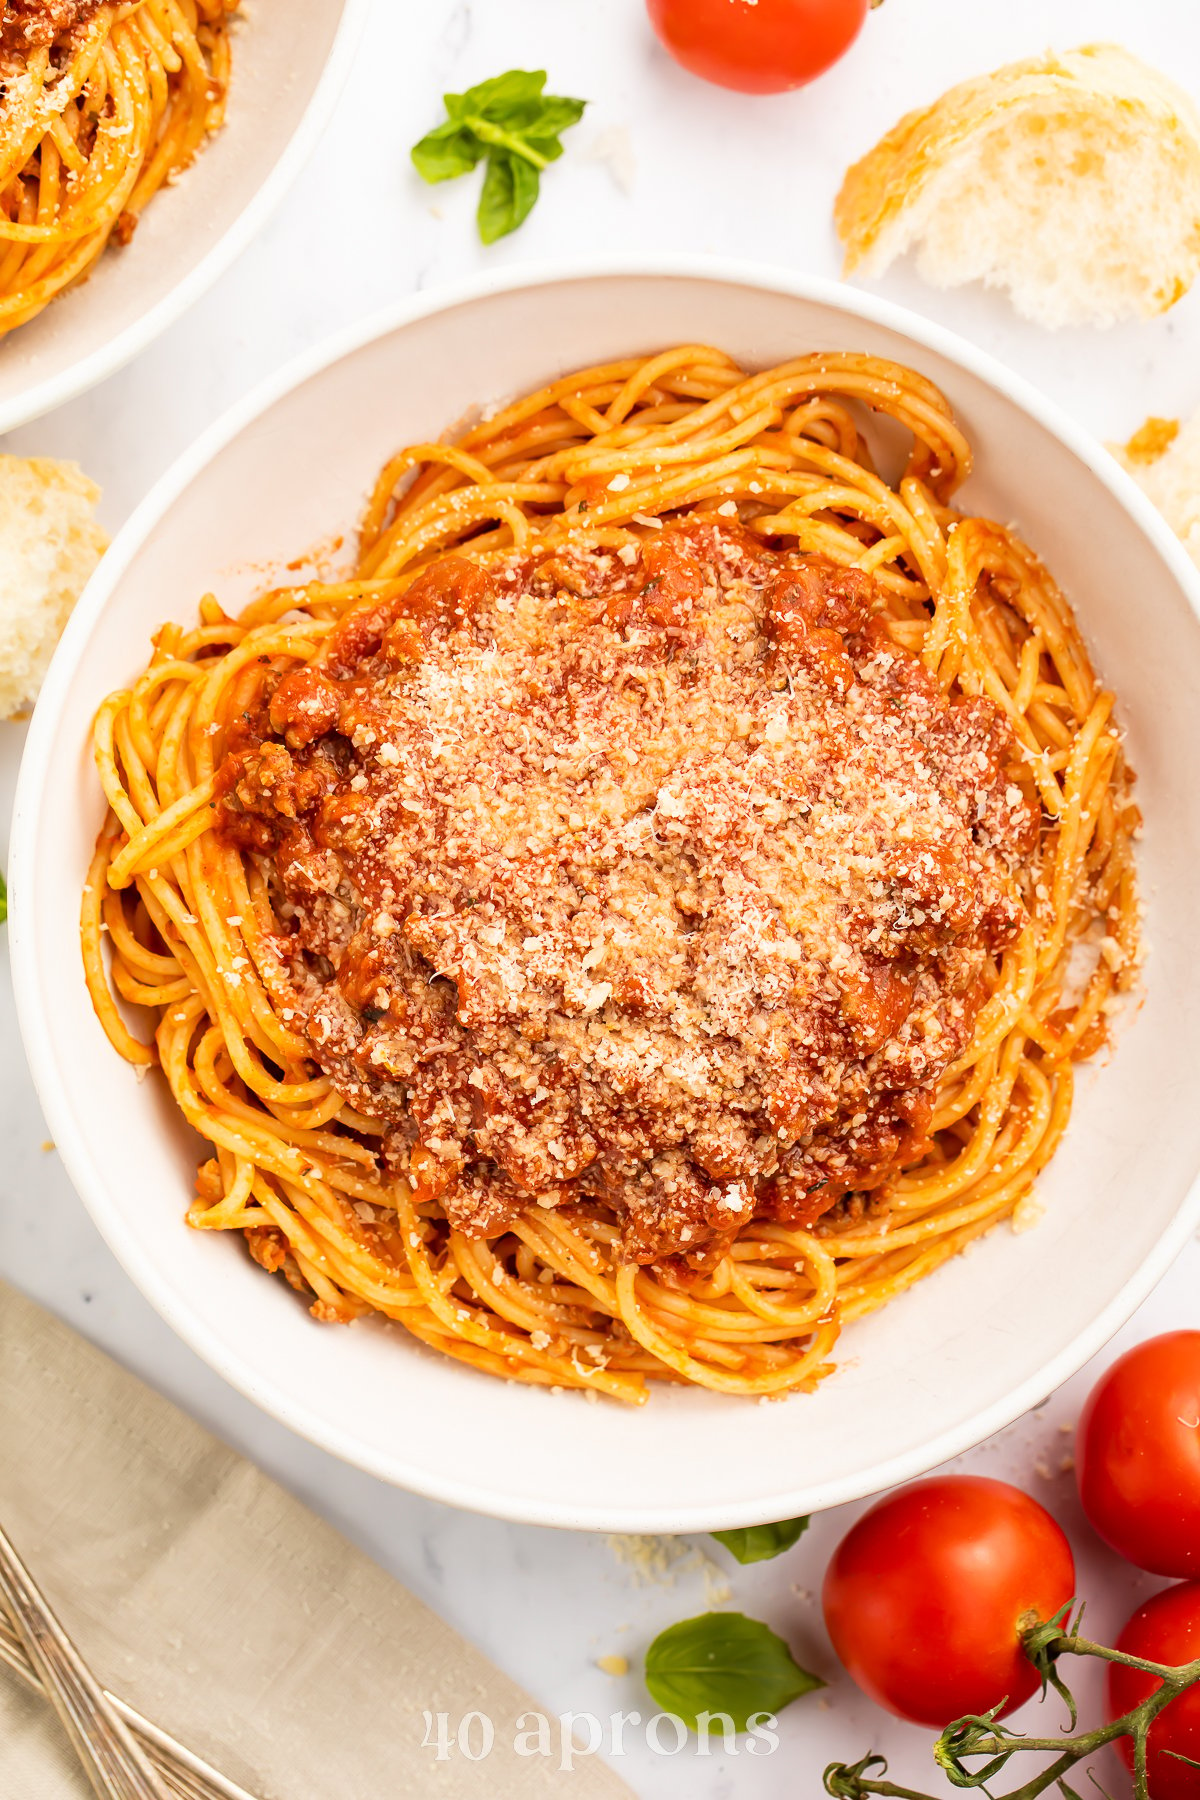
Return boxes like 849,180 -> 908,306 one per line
0,0 -> 371,436
13,257 -> 1200,1529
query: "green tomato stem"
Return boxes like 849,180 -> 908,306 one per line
825,1625 -> 1200,1800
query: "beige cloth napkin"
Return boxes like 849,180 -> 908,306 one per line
0,1279 -> 633,1799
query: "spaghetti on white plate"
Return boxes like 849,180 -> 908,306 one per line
83,346 -> 1140,1404
0,0 -> 236,336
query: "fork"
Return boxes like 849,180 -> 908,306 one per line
0,1519 -> 259,1800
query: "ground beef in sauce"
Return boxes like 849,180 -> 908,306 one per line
217,520 -> 1038,1265
0,0 -> 104,66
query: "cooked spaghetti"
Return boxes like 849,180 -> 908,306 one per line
0,0 -> 236,336
83,348 -> 1141,1403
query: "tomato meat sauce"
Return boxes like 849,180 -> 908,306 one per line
1,0 -> 105,64
216,519 -> 1036,1267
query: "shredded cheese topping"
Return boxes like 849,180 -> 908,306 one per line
221,518 -> 1036,1264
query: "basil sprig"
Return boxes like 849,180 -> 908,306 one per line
0,870 -> 7,924
411,70 -> 586,243
644,1611 -> 823,1733
712,1515 -> 810,1565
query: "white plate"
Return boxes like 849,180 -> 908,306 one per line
0,0 -> 368,436
13,262 -> 1200,1531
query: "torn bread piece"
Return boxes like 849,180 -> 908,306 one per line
835,44 -> 1200,329
1114,413 -> 1200,569
0,456 -> 107,719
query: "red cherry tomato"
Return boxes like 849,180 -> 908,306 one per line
1077,1332 -> 1200,1578
822,1476 -> 1075,1728
645,0 -> 869,95
1107,1582 -> 1200,1798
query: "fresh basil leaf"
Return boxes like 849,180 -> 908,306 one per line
410,69 -> 586,242
712,1516 -> 810,1565
522,94 -> 587,148
644,1611 -> 823,1733
478,149 -> 540,244
410,121 -> 484,183
0,870 -> 7,925
453,68 -> 547,116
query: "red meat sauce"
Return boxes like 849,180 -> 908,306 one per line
216,518 -> 1037,1267
0,0 -> 105,68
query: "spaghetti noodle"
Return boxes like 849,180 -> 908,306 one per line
83,348 -> 1141,1403
0,0 -> 236,336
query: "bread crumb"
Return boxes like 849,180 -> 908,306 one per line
1113,410 -> 1200,569
1123,416 -> 1180,464
596,1654 -> 629,1677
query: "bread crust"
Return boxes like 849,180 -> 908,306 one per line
835,44 -> 1200,325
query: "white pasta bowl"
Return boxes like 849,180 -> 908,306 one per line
12,263 -> 1200,1531
0,0 -> 368,436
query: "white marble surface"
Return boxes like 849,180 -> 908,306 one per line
3,0 -> 1200,1793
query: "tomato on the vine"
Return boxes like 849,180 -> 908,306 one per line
1108,1582 -> 1200,1798
822,1476 -> 1075,1728
1077,1331 -> 1200,1578
645,0 -> 869,96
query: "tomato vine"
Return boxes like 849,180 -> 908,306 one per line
824,1606 -> 1200,1800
